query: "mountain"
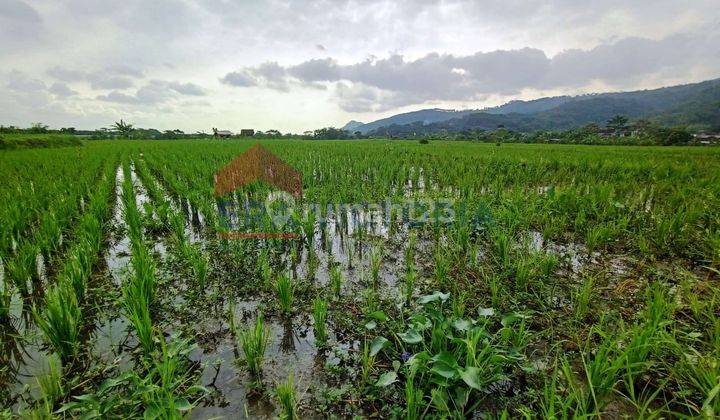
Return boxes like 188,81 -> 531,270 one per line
342,120 -> 365,132
350,78 -> 720,136
348,108 -> 479,134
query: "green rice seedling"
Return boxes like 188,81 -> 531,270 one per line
302,210 -> 316,249
539,365 -> 574,419
360,339 -> 376,390
405,233 -> 416,271
346,238 -> 355,269
405,266 -> 416,303
7,243 -> 37,295
259,249 -> 273,289
189,246 -> 209,292
618,361 -> 668,419
538,252 -> 558,278
370,243 -> 383,287
129,245 -> 157,308
36,356 -> 64,413
276,373 -> 298,420
574,329 -> 628,413
405,371 -> 423,420
275,273 -> 294,315
487,274 -> 502,309
34,283 -> 81,365
434,249 -> 449,286
513,258 -> 532,292
123,283 -> 155,357
238,313 -> 270,377
572,276 -> 595,321
491,229 -> 512,270
329,263 -> 343,298
307,247 -> 319,281
227,296 -> 237,336
312,297 -> 328,345
169,211 -> 188,250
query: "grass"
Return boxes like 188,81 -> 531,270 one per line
238,312 -> 270,377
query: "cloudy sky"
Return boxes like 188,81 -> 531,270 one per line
1,1 -> 719,133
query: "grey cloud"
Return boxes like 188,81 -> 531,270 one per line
97,80 -> 206,104
6,71 -> 46,93
96,91 -> 139,104
49,82 -> 78,98
221,70 -> 257,87
47,66 -> 86,81
0,0 -> 41,22
90,75 -> 135,90
166,81 -> 205,96
221,62 -> 290,91
47,65 -> 144,89
223,32 -> 720,111
104,64 -> 144,78
0,1 -> 43,52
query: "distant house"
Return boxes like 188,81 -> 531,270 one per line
694,132 -> 720,140
598,127 -> 631,137
240,129 -> 255,137
693,132 -> 720,145
213,128 -> 233,138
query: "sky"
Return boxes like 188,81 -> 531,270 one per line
1,0 -> 719,133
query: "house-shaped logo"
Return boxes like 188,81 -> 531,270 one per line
214,144 -> 302,199
214,144 -> 302,238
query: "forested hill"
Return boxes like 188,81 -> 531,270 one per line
348,78 -> 720,135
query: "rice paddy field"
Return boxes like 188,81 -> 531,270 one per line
1,139 -> 719,418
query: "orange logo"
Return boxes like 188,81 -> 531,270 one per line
214,144 -> 302,239
214,143 -> 302,199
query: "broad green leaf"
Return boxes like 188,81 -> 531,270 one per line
410,314 -> 432,331
418,291 -> 450,304
478,307 -> 495,317
370,336 -> 390,357
452,319 -> 472,332
174,398 -> 192,411
399,329 -> 422,344
365,320 -> 377,330
375,371 -> 398,387
431,363 -> 458,379
369,311 -> 388,322
460,366 -> 485,390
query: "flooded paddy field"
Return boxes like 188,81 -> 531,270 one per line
1,139 -> 719,418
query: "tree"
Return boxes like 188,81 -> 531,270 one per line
606,115 -> 629,132
113,119 -> 134,138
30,122 -> 49,133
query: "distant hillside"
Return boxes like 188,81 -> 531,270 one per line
350,108 -> 478,134
351,78 -> 720,136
